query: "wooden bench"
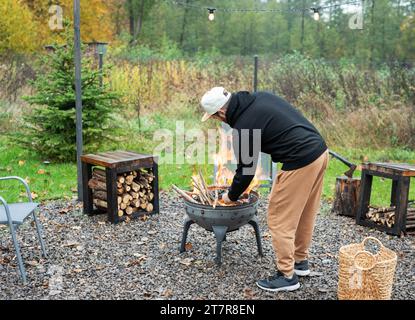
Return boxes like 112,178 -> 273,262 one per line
356,162 -> 415,236
81,151 -> 159,224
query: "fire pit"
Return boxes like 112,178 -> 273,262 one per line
179,189 -> 263,265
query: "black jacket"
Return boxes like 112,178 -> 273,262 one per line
226,91 -> 327,201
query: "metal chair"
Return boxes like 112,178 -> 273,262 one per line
0,176 -> 47,283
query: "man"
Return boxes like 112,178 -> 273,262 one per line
200,87 -> 329,292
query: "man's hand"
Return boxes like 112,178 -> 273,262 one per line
221,191 -> 233,204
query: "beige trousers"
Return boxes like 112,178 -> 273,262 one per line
268,150 -> 329,277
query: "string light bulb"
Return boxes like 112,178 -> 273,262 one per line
208,8 -> 216,21
311,7 -> 320,21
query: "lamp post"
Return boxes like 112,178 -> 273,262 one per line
97,42 -> 108,87
86,42 -> 108,87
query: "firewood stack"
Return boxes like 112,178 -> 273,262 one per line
366,206 -> 415,229
88,168 -> 155,217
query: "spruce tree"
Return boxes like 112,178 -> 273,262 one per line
17,30 -> 119,162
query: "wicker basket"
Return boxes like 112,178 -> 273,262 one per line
338,237 -> 397,300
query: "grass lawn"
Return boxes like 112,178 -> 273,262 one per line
1,135 -> 414,207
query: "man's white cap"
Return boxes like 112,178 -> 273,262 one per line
200,87 -> 231,122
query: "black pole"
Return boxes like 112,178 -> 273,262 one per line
99,53 -> 103,87
253,55 -> 258,92
74,0 -> 83,201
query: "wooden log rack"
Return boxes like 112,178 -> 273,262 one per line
356,162 -> 415,236
81,151 -> 159,224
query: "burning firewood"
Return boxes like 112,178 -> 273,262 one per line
88,168 -> 155,217
172,185 -> 197,203
172,170 -> 259,207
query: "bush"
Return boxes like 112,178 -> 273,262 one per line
15,30 -> 119,162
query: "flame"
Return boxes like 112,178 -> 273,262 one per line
213,127 -> 265,196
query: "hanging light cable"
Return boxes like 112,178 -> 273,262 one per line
208,8 -> 216,21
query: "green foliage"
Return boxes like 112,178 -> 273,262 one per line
132,0 -> 415,64
15,30 -> 120,162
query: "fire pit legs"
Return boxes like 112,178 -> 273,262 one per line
179,214 -> 264,266
248,216 -> 264,257
179,215 -> 194,253
212,226 -> 228,265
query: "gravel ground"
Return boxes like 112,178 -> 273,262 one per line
1,191 -> 414,300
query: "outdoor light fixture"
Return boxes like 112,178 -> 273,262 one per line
311,7 -> 320,21
97,42 -> 108,56
208,8 -> 216,21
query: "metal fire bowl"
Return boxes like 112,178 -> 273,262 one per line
184,191 -> 259,232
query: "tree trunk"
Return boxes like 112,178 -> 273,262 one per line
134,0 -> 145,40
300,0 -> 306,54
369,0 -> 376,65
179,0 -> 190,48
332,177 -> 361,217
128,0 -> 135,39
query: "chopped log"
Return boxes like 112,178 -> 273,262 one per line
120,203 -> 127,210
148,193 -> 154,201
88,179 -> 106,191
117,196 -> 122,205
117,188 -> 124,195
130,191 -> 139,199
125,206 -> 134,215
118,210 -> 124,217
117,176 -> 125,184
131,199 -> 141,208
146,203 -> 154,212
131,182 -> 140,192
125,175 -> 134,185
124,185 -> 131,192
92,168 -> 106,179
140,202 -> 148,209
332,177 -> 361,217
94,190 -> 107,201
93,198 -> 107,209
122,194 -> 131,204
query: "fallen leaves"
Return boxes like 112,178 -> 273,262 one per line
62,241 -> 80,248
18,160 -> 25,166
139,214 -> 149,222
179,257 -> 193,266
243,287 -> 255,299
25,260 -> 39,267
184,242 -> 193,251
59,207 -> 71,214
161,288 -> 173,298
31,192 -> 38,200
37,169 -> 46,175
159,242 -> 167,249
126,254 -> 147,267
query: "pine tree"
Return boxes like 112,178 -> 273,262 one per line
16,28 -> 119,162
